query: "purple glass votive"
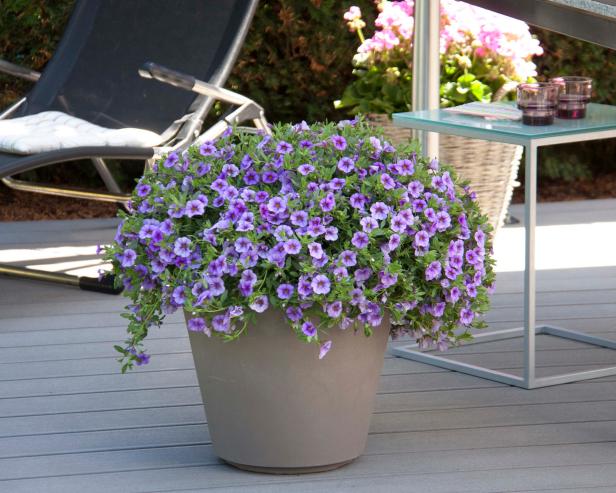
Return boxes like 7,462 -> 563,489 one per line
550,76 -> 593,119
517,83 -> 561,126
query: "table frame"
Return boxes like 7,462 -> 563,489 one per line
390,117 -> 616,388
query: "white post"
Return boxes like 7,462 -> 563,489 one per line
412,0 -> 440,159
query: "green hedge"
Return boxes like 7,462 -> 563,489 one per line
1,1 -> 614,184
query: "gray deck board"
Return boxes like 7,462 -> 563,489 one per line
1,199 -> 615,492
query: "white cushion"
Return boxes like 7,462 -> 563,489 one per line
0,111 -> 163,154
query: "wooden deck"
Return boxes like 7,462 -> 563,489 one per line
1,199 -> 616,493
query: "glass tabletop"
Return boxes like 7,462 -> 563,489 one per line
392,103 -> 616,141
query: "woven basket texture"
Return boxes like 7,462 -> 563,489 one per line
366,113 -> 522,230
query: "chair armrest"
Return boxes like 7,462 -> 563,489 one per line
0,59 -> 40,82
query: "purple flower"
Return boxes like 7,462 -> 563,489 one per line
398,158 -> 415,175
284,239 -> 302,255
243,170 -> 260,185
308,242 -> 324,259
326,301 -> 343,318
262,171 -> 278,184
331,135 -> 347,151
290,211 -> 308,227
354,267 -> 372,283
370,202 -> 389,220
212,313 -> 230,333
298,277 -> 313,298
352,232 -> 369,249
267,197 -> 287,213
379,271 -> 398,288
188,317 -> 207,333
302,321 -> 317,337
298,164 -> 315,175
350,193 -> 367,209
435,211 -> 451,231
164,152 -> 179,168
276,141 -> 293,154
339,250 -> 357,267
255,191 -> 269,203
324,226 -> 339,241
173,237 -> 192,258
185,199 -> 205,217
120,249 -> 137,267
337,157 -> 355,173
360,216 -> 378,233
311,274 -> 331,295
380,173 -> 395,190
208,277 -> 225,296
460,308 -> 474,325
172,286 -> 186,305
199,142 -> 217,156
425,261 -> 442,281
307,218 -> 326,237
249,295 -> 269,313
319,193 -> 336,212
319,340 -> 332,359
414,230 -> 430,249
277,283 -> 295,299
286,306 -> 303,322
136,183 -> 151,197
388,234 -> 401,250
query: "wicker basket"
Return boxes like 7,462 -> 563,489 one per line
366,113 -> 522,231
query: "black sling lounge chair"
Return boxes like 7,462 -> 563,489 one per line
0,0 -> 259,293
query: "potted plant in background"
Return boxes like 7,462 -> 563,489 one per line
104,118 -> 495,473
336,0 -> 544,229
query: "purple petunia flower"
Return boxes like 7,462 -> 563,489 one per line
136,183 -> 151,197
389,234 -> 401,250
298,276 -> 313,298
331,135 -> 347,151
352,232 -> 369,249
208,277 -> 225,296
302,321 -> 317,337
380,173 -> 395,190
354,267 -> 372,283
173,237 -> 192,258
277,283 -> 295,300
276,141 -> 293,154
308,242 -> 324,259
290,210 -> 308,227
188,317 -> 207,332
350,193 -> 367,209
199,142 -> 217,156
370,202 -> 389,220
339,250 -> 357,267
284,239 -> 302,255
120,249 -> 137,268
267,196 -> 287,214
311,274 -> 331,295
460,307 -> 474,325
360,216 -> 378,233
319,340 -> 332,359
286,306 -> 303,322
326,301 -> 343,318
324,226 -> 338,241
298,164 -> 315,176
379,271 -> 398,288
185,199 -> 205,218
425,261 -> 442,281
319,193 -> 336,212
337,157 -> 355,174
249,295 -> 269,313
435,211 -> 451,231
414,230 -> 430,249
212,313 -> 231,333
243,170 -> 260,186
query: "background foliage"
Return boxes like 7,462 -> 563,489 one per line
0,1 -> 614,185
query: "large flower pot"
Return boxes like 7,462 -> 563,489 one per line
185,309 -> 390,474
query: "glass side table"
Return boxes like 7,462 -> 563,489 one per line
392,103 -> 616,388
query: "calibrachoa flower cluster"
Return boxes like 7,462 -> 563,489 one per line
336,0 -> 544,114
105,119 -> 495,371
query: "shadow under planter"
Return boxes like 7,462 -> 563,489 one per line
185,309 -> 390,474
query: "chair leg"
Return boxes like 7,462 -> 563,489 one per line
91,157 -> 123,194
0,264 -> 123,294
1,176 -> 130,203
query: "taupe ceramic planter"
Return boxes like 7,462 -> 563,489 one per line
185,309 -> 390,474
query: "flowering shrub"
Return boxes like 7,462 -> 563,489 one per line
105,119 -> 495,371
336,0 -> 544,114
